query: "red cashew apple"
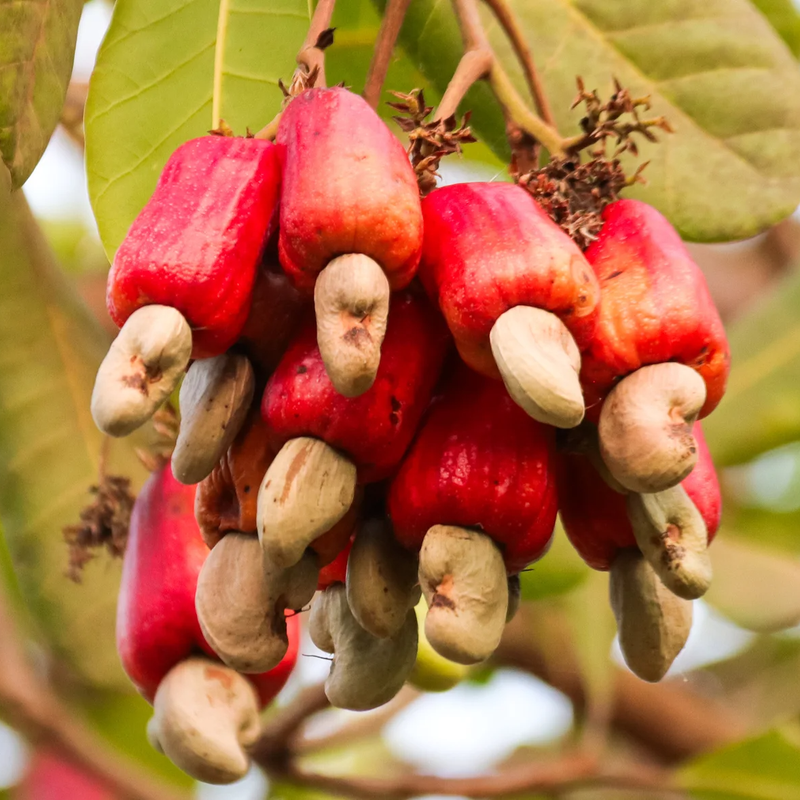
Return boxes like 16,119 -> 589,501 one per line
108,136 -> 281,359
92,136 -> 281,439
388,362 -> 558,664
258,289 -> 449,570
557,423 -> 721,682
580,199 -> 730,493
116,465 -> 298,783
419,182 -> 600,428
277,87 -> 424,396
237,251 -> 309,375
15,750 -> 117,800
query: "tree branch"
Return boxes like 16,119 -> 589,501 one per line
271,752 -> 686,799
363,0 -> 414,110
0,585 -> 189,800
446,0 -> 566,155
249,682 -> 330,766
297,0 -> 337,88
479,0 -> 555,127
494,605 -> 747,762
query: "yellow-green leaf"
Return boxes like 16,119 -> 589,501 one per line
0,167 -> 152,690
385,0 -> 800,242
0,0 -> 83,187
680,726 -> 800,799
85,0 -> 310,259
704,270 -> 800,466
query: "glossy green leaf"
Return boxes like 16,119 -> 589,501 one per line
0,167 -> 153,690
680,726 -> 800,799
386,0 -> 800,242
0,0 -> 83,187
704,270 -> 800,466
753,0 -> 800,57
705,538 -> 800,631
85,0 -> 310,259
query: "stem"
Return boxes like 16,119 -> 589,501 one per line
272,754 -> 686,799
297,0 -> 337,88
363,0 -> 414,109
435,48 -> 493,121
0,584 -> 188,800
447,0 -> 566,156
479,0 -> 556,127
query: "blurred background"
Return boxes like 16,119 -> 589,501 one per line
7,0 -> 800,798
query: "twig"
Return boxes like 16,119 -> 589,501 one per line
495,605 -> 746,762
479,0 -> 555,127
445,0 -> 565,155
272,752 -> 686,799
295,685 -> 419,755
363,0 -> 414,109
249,682 -> 330,766
254,0 -> 337,140
0,584 -> 189,800
296,0 -> 337,89
435,48 -> 493,122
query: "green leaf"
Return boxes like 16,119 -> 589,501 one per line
704,270 -> 800,466
0,166 -> 153,690
680,726 -> 800,799
0,0 -> 83,187
752,0 -> 800,57
705,538 -> 800,631
85,0 -> 310,259
385,0 -> 800,242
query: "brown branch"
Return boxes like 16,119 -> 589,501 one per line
479,0 -> 555,127
271,752 -> 686,800
295,685 -> 419,755
435,48 -> 493,122
0,584 -> 189,800
296,0 -> 337,89
363,0 -> 414,110
446,0 -> 565,155
249,682 -> 330,766
494,605 -> 747,762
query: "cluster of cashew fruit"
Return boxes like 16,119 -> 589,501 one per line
91,83 -> 730,782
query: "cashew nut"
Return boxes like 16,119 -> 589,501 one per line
310,584 -> 418,711
91,305 -> 192,437
609,549 -> 693,683
490,306 -> 584,429
257,437 -> 357,569
314,254 -> 391,397
346,518 -> 421,639
627,486 -> 712,600
599,363 -> 706,493
149,657 -> 261,784
195,533 -> 318,673
418,525 -> 508,665
172,353 -> 255,485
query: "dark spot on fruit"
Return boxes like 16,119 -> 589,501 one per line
121,372 -> 149,395
431,592 -> 456,611
244,485 -> 250,493
297,365 -> 308,374
389,411 -> 400,425
607,270 -> 623,279
342,326 -> 371,347
390,396 -> 401,412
